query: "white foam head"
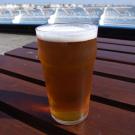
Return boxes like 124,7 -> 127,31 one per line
36,24 -> 98,43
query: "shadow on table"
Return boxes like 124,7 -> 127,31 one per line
0,90 -> 73,135
0,89 -> 52,120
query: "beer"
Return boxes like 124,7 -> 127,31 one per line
36,24 -> 97,125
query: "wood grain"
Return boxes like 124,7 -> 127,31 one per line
1,38 -> 135,135
0,111 -> 46,135
0,56 -> 135,108
23,42 -> 135,55
23,42 -> 37,50
0,73 -> 135,135
97,50 -> 135,65
1,55 -> 135,83
6,46 -> 135,65
97,37 -> 135,46
98,43 -> 135,54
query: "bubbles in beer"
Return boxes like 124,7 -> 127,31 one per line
36,24 -> 97,43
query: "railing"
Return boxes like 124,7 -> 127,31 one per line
0,5 -> 134,27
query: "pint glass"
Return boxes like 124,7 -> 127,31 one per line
36,8 -> 101,125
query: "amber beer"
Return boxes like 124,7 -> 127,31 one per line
36,24 -> 97,125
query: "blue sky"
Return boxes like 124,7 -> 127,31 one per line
0,0 -> 135,5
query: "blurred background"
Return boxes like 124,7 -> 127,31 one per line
0,0 -> 135,27
0,0 -> 135,54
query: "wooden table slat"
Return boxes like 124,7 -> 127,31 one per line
24,38 -> 135,50
0,73 -> 135,135
1,55 -> 135,83
98,43 -> 135,54
6,47 -> 135,65
0,74 -> 73,135
0,56 -> 135,109
1,38 -> 135,135
97,37 -> 135,46
0,111 -> 45,135
97,50 -> 135,65
93,75 -> 135,110
5,48 -> 38,62
23,42 -> 37,50
23,42 -> 135,55
95,59 -> 135,82
0,55 -> 44,84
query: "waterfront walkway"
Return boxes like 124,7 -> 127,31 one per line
0,33 -> 35,54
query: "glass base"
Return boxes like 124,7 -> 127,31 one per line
51,113 -> 88,125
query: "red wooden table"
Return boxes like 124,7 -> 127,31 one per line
0,37 -> 135,135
